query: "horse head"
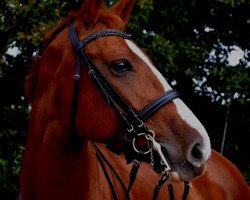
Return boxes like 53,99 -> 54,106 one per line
25,0 -> 211,185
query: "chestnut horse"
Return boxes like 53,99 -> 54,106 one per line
19,0 -> 250,199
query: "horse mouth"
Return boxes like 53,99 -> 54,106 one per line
151,142 -> 207,182
149,145 -> 176,174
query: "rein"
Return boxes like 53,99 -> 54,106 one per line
92,143 -> 128,200
92,142 -> 190,200
69,21 -> 189,200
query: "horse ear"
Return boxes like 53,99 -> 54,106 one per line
110,0 -> 135,23
77,0 -> 104,28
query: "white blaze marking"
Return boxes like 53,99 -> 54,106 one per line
125,40 -> 172,92
125,39 -> 211,160
173,99 -> 211,160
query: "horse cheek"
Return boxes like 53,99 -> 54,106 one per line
75,92 -> 121,142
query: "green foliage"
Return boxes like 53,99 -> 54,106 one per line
0,0 -> 249,197
0,143 -> 24,191
0,103 -> 28,197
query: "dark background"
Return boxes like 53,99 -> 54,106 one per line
0,0 -> 249,199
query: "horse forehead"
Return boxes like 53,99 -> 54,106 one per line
124,39 -> 172,92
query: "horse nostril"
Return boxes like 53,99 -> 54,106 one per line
187,143 -> 205,168
191,144 -> 203,160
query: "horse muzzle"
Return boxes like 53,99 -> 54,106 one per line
159,140 -> 209,182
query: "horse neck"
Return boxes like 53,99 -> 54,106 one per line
83,141 -> 131,199
22,99 -> 172,199
22,116 -> 180,199
78,141 -> 158,199
53,138 -> 130,199
76,141 -> 119,199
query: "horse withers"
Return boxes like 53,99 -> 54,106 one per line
19,0 -> 250,199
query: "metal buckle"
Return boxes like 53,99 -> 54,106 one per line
74,74 -> 80,81
137,120 -> 144,128
127,124 -> 134,133
132,132 -> 155,155
88,69 -> 95,76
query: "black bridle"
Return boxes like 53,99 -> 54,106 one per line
69,21 -> 189,200
69,21 -> 179,144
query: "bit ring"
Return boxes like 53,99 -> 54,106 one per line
132,131 -> 155,155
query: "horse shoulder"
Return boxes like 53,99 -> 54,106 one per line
191,150 -> 250,200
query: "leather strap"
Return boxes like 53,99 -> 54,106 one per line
138,90 -> 179,121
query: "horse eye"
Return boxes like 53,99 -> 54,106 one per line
110,59 -> 132,73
